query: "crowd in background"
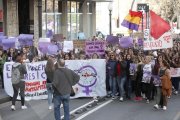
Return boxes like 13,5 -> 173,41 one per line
0,38 -> 180,111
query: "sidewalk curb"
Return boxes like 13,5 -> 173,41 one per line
0,96 -> 11,104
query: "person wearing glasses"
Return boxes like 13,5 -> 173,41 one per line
107,52 -> 117,99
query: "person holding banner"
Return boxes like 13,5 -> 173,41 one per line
45,58 -> 55,110
0,49 -> 6,88
11,54 -> 27,111
6,48 -> 16,62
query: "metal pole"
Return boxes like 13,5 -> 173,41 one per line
38,0 -> 42,37
109,10 -> 112,35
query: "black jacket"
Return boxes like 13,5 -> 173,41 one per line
114,61 -> 127,77
52,67 -> 80,95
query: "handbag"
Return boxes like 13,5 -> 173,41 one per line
62,69 -> 76,97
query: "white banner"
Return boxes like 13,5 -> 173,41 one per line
144,31 -> 173,50
4,61 -> 47,101
4,60 -> 106,100
170,67 -> 180,77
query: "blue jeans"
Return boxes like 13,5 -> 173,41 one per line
172,77 -> 180,91
53,94 -> 70,120
117,75 -> 126,97
109,75 -> 116,96
46,83 -> 53,106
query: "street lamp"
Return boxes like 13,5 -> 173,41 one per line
108,2 -> 113,35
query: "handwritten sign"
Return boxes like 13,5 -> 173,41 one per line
144,31 -> 173,50
63,41 -> 73,52
73,40 -> 85,49
85,41 -> 105,56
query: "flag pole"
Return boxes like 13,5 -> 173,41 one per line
129,0 -> 135,38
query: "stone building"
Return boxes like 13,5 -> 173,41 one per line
1,0 -> 112,46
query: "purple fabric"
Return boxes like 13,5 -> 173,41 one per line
46,30 -> 53,38
0,32 -> 4,36
121,20 -> 139,31
0,36 -> 8,46
38,42 -> 50,54
138,38 -> 143,46
119,36 -> 133,48
2,38 -> 16,50
47,44 -> 59,55
18,34 -> 34,46
106,35 -> 119,45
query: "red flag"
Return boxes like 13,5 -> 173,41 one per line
150,10 -> 171,39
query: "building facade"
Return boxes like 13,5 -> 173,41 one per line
1,0 -> 101,46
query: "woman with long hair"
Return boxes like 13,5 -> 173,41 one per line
45,58 -> 55,110
11,54 -> 27,110
154,60 -> 172,110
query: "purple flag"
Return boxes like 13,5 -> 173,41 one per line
106,35 -> 119,45
18,34 -> 34,46
2,38 -> 16,50
119,36 -> 133,48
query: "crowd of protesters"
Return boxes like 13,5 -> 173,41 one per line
0,38 -> 179,112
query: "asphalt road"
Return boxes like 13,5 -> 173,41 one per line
0,95 -> 180,120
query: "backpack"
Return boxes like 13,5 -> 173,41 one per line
11,66 -> 21,84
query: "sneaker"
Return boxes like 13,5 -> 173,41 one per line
163,106 -> 167,111
11,105 -> 16,111
21,105 -> 27,110
93,96 -> 98,102
174,91 -> 178,95
146,99 -> 150,104
142,94 -> 146,99
119,97 -> 123,102
112,96 -> 116,100
154,104 -> 159,109
48,106 -> 53,110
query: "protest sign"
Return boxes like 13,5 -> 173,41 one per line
144,31 -> 173,50
4,61 -> 47,101
119,37 -> 133,48
4,60 -> 106,100
53,34 -> 63,42
47,44 -> 59,55
63,41 -> 73,52
106,35 -> 119,45
2,38 -> 16,50
85,41 -> 105,56
73,40 -> 85,49
18,34 -> 34,46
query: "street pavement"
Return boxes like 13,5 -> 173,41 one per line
0,95 -> 180,120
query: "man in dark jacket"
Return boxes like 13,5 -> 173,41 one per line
52,59 -> 80,120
